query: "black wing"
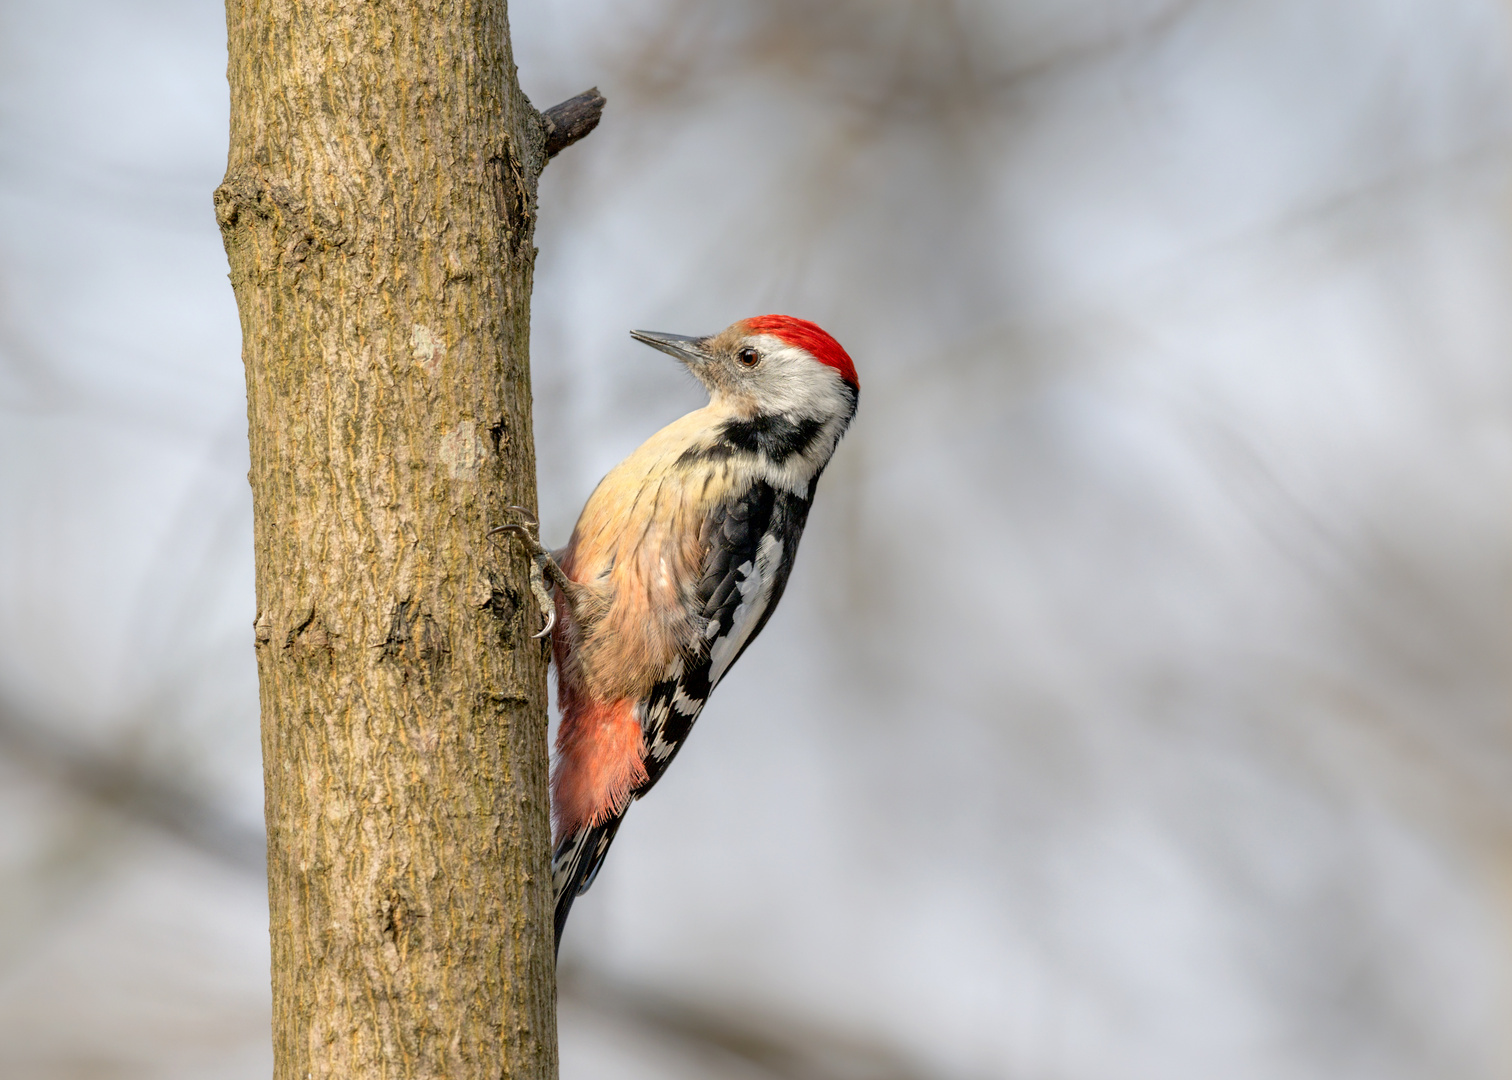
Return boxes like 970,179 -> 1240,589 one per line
634,478 -> 815,797
551,815 -> 624,955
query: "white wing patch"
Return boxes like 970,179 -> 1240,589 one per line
644,698 -> 676,762
708,532 -> 783,687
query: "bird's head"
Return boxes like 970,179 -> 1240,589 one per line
631,315 -> 859,419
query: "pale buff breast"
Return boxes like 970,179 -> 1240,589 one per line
559,407 -> 746,702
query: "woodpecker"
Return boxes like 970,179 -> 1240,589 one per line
500,315 -> 858,952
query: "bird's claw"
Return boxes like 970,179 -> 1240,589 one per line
527,559 -> 556,640
488,505 -> 544,551
489,507 -> 558,639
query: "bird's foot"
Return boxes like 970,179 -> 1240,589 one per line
489,506 -> 565,640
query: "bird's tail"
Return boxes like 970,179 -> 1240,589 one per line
551,813 -> 626,955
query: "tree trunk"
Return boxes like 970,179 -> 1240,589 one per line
214,2 -> 559,1077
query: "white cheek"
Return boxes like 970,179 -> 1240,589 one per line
754,353 -> 845,415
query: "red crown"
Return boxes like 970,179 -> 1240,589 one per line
741,315 -> 858,390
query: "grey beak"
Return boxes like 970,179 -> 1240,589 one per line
630,330 -> 713,366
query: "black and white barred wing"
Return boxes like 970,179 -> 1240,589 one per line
550,815 -> 623,947
635,479 -> 814,798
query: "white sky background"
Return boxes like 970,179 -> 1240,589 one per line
2,1 -> 1511,1078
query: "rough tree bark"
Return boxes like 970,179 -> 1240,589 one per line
213,3 -> 597,1077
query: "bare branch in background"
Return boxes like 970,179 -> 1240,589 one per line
607,0 -> 1206,119
0,700 -> 266,874
560,964 -> 949,1080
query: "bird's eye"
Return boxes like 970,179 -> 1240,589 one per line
737,346 -> 760,367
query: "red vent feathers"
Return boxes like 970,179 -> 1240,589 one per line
742,315 -> 859,390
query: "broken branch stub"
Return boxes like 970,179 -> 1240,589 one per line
542,87 -> 607,159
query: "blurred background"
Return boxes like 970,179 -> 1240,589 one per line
3,0 -> 1512,1077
